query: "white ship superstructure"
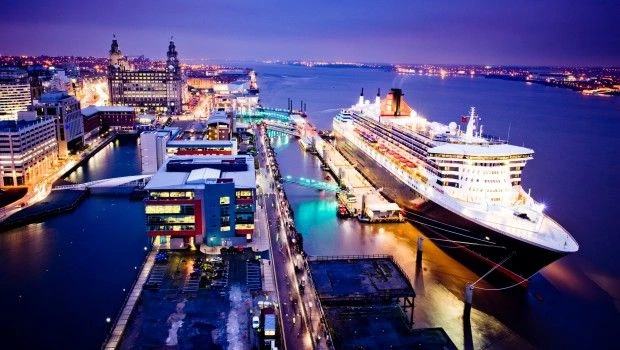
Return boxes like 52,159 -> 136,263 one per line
333,89 -> 578,277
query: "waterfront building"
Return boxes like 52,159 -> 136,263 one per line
213,91 -> 259,115
140,130 -> 171,174
206,111 -> 232,140
139,124 -> 238,175
144,155 -> 256,248
32,91 -> 84,158
0,67 -> 32,121
165,119 -> 237,156
0,112 -> 57,187
107,37 -> 183,115
81,105 -> 136,139
166,139 -> 237,157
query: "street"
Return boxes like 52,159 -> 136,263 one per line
255,125 -> 333,350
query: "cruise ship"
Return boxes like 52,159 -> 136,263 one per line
332,88 -> 579,281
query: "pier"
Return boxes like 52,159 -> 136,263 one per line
307,255 -> 456,350
103,250 -> 156,350
314,137 -> 402,222
0,189 -> 88,232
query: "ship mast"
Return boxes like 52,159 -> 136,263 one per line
465,107 -> 477,140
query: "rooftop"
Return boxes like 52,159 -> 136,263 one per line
38,90 -> 74,103
81,105 -> 135,117
0,67 -> 28,83
0,116 -> 53,133
145,155 -> 255,191
167,139 -> 236,148
308,256 -> 414,301
324,306 -> 457,350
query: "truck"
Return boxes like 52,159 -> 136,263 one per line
263,311 -> 276,338
262,307 -> 278,349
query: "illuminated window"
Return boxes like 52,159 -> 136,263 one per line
221,226 -> 230,232
145,205 -> 181,214
220,196 -> 230,205
235,223 -> 254,230
235,190 -> 252,199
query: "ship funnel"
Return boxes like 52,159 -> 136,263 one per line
391,88 -> 403,116
375,88 -> 381,105
358,88 -> 364,105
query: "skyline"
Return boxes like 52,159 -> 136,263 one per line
1,1 -> 619,67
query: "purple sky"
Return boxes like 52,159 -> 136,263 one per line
1,0 -> 618,66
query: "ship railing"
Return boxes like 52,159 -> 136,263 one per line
441,195 -> 572,248
308,254 -> 391,261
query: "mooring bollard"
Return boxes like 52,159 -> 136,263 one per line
465,283 -> 474,305
416,236 -> 424,265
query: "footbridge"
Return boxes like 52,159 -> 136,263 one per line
238,107 -> 305,123
282,175 -> 342,193
264,120 -> 300,137
53,174 -> 153,193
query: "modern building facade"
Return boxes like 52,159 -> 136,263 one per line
206,111 -> 232,140
0,67 -> 32,121
166,139 -> 237,157
140,130 -> 171,174
32,91 -> 84,158
139,125 -> 238,175
107,38 -> 183,115
0,112 -> 57,187
144,155 -> 256,248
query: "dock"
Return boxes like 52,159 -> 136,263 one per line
307,255 -> 457,350
0,189 -> 88,232
314,137 -> 402,222
103,249 -> 156,349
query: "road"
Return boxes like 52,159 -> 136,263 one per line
255,125 -> 317,350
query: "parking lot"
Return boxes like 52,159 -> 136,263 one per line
118,249 -> 267,349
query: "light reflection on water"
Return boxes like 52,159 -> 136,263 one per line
273,136 -> 520,348
0,137 -> 145,349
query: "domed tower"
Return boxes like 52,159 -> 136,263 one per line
109,35 -> 130,71
166,37 -> 179,73
109,35 -> 122,68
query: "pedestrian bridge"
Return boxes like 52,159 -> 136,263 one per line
53,174 -> 153,193
264,120 -> 300,137
282,175 -> 342,193
238,107 -> 304,123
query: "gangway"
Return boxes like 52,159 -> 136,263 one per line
282,175 -> 343,193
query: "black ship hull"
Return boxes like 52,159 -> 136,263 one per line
334,137 -> 568,283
